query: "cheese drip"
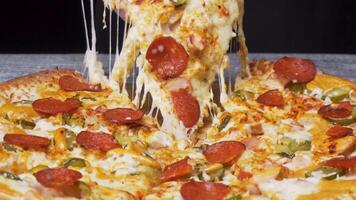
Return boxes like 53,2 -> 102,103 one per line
236,0 -> 251,80
82,0 -> 108,85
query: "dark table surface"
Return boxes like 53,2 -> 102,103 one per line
0,53 -> 355,82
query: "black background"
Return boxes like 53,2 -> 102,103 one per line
0,0 -> 355,54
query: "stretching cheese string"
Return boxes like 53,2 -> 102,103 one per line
237,0 -> 251,79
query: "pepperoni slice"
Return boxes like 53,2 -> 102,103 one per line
326,125 -> 353,138
34,167 -> 82,189
171,88 -> 200,128
257,89 -> 284,107
180,181 -> 230,200
203,141 -> 245,164
32,98 -> 81,116
76,131 -> 120,152
274,57 -> 317,83
59,75 -> 101,92
4,134 -> 51,151
103,108 -> 144,125
146,36 -> 189,80
321,156 -> 356,170
160,157 -> 193,182
318,101 -> 352,120
237,170 -> 253,180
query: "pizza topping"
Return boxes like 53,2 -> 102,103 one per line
331,136 -> 356,156
166,77 -> 192,92
237,170 -> 253,180
76,131 -> 120,152
203,141 -> 245,164
77,181 -> 92,196
53,129 -> 71,151
180,181 -> 230,200
62,129 -> 76,151
275,137 -> 311,158
34,167 -> 82,189
0,171 -> 22,181
325,87 -> 351,103
286,83 -> 307,94
146,36 -> 189,80
171,88 -> 200,128
329,105 -> 356,126
241,137 -> 261,150
218,114 -> 232,131
250,124 -> 264,136
218,5 -> 229,16
59,75 -> 101,92
321,156 -> 356,170
4,134 -> 51,151
275,166 -> 290,180
232,90 -> 247,101
305,166 -> 345,180
2,143 -> 19,152
133,0 -> 144,5
64,158 -> 87,168
32,98 -> 81,116
188,33 -> 205,51
246,184 -> 262,195
160,157 -> 193,182
257,89 -> 284,107
326,125 -> 353,138
226,195 -> 243,200
204,164 -> 225,181
204,163 -> 224,175
13,100 -> 33,105
274,56 -> 317,83
103,108 -> 144,125
171,0 -> 187,7
17,119 -> 36,130
318,101 -> 352,120
31,165 -> 49,174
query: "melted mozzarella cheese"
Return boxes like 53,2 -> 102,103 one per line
90,173 -> 152,197
81,0 -> 109,85
148,130 -> 174,149
259,178 -> 320,200
19,152 -> 54,170
0,132 -> 4,143
0,155 -> 16,168
283,126 -> 312,143
94,153 -> 140,175
0,174 -> 63,199
33,119 -> 85,135
34,119 -> 57,132
145,182 -> 183,200
283,151 -> 313,171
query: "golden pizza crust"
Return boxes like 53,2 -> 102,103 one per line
0,69 -> 83,103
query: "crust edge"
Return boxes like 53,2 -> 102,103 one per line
0,69 -> 83,102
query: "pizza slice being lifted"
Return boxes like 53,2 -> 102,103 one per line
101,0 -> 246,146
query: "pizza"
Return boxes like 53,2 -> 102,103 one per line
0,0 -> 355,200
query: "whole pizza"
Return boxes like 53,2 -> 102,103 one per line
0,0 -> 355,200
